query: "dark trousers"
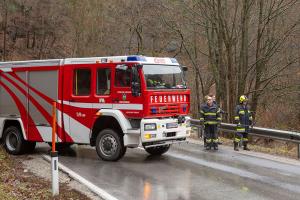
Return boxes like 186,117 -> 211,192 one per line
234,131 -> 248,145
204,125 -> 218,146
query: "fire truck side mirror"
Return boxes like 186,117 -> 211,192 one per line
181,65 -> 188,72
131,65 -> 141,97
132,82 -> 141,97
181,65 -> 188,82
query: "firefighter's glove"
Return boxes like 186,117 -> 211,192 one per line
199,118 -> 204,124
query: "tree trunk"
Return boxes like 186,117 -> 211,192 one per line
238,0 -> 250,97
26,31 -> 30,48
2,0 -> 8,61
32,31 -> 36,49
194,72 -> 201,118
251,0 -> 264,118
136,24 -> 143,54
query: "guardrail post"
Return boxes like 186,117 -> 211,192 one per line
298,143 -> 300,160
198,126 -> 202,138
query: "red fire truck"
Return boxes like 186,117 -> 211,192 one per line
0,56 -> 190,161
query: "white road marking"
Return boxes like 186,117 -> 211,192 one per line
42,155 -> 119,200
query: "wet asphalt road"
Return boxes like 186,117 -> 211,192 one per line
37,142 -> 300,200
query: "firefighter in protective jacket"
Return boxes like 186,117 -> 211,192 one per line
200,96 -> 222,150
234,95 -> 253,151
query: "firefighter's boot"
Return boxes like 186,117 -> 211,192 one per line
243,142 -> 250,151
213,143 -> 218,150
206,143 -> 211,150
234,142 -> 239,151
203,136 -> 207,148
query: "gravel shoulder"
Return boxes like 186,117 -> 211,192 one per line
0,146 -> 102,200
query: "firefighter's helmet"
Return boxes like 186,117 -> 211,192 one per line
239,95 -> 248,103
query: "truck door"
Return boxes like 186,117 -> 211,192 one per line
111,65 -> 143,118
94,66 -> 113,108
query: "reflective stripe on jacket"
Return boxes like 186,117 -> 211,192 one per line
234,104 -> 252,128
200,103 -> 221,124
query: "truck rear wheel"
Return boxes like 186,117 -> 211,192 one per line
144,145 -> 170,155
3,126 -> 26,155
95,129 -> 126,161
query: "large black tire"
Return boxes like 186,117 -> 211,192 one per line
120,145 -> 127,158
3,126 -> 27,155
95,129 -> 126,161
145,145 -> 170,155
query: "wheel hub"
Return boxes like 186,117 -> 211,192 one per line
6,131 -> 18,151
100,134 -> 118,156
103,139 -> 113,151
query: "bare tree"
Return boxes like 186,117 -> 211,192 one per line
0,0 -> 8,61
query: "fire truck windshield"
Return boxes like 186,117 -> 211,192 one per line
143,64 -> 186,89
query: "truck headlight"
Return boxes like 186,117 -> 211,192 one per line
144,123 -> 157,131
166,122 -> 178,129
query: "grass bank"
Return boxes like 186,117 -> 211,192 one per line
0,147 -> 90,200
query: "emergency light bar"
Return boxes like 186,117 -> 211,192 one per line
127,56 -> 147,62
95,56 -> 179,65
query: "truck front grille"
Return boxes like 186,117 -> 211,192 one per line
150,104 -> 180,115
165,132 -> 176,137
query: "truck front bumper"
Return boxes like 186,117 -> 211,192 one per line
140,117 -> 191,147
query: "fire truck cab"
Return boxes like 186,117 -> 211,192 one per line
0,56 -> 191,161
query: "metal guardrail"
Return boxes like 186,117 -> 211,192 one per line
190,119 -> 300,159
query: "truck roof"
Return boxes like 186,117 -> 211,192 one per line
0,56 -> 179,70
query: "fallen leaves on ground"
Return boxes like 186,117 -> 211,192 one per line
0,147 -> 91,200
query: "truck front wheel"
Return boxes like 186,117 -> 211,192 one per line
144,145 -> 170,155
3,126 -> 26,155
95,129 -> 126,161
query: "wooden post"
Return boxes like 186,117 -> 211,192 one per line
297,143 -> 300,160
